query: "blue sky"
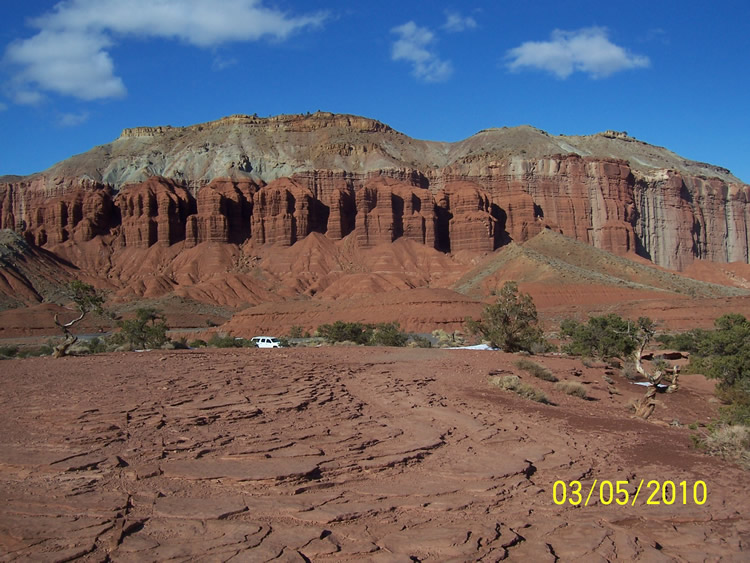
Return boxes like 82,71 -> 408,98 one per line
1,0 -> 748,183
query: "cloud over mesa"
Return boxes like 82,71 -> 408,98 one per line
506,27 -> 650,78
391,21 -> 452,83
58,111 -> 90,127
4,0 -> 326,103
443,11 -> 477,33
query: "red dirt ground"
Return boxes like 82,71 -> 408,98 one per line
1,347 -> 747,561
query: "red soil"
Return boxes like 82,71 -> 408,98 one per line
0,347 -> 747,560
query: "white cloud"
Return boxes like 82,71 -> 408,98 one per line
11,89 -> 45,106
58,111 -> 90,126
6,29 -> 125,102
4,0 -> 326,102
641,28 -> 669,45
212,56 -> 238,72
443,11 -> 477,33
391,21 -> 453,83
506,27 -> 650,79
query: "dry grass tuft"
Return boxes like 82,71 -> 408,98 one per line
515,358 -> 558,382
555,380 -> 588,399
620,361 -> 639,381
701,425 -> 750,469
489,375 -> 550,404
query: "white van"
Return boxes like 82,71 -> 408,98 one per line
251,336 -> 283,348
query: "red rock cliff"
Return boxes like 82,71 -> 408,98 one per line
1,115 -> 748,271
117,177 -> 194,248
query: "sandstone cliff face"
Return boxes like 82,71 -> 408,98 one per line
354,177 -> 435,248
452,155 -> 639,256
250,177 -> 329,246
634,172 -> 750,270
1,160 -> 747,272
436,182 -> 498,252
117,177 -> 194,248
186,178 -> 258,246
1,113 -> 748,271
0,178 -> 114,247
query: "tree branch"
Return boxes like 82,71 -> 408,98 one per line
54,311 -> 86,337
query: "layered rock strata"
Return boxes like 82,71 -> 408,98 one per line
186,179 -> 258,246
1,113 -> 748,270
354,177 -> 435,248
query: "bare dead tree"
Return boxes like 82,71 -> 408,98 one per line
52,280 -> 105,358
632,321 -> 679,419
53,311 -> 84,357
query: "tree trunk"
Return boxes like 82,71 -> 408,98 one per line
53,311 -> 85,358
53,334 -> 78,358
632,336 -> 678,419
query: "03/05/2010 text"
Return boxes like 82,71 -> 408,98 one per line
552,479 -> 707,507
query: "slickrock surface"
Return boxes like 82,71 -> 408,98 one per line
1,348 -> 747,561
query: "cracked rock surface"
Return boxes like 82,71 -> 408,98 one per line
1,347 -> 748,561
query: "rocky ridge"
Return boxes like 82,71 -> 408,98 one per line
0,229 -> 75,309
0,112 -> 748,278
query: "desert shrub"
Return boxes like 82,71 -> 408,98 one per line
556,380 -> 588,399
530,340 -> 557,355
515,358 -> 558,382
718,402 -> 750,427
656,331 -> 700,352
687,314 -> 750,425
466,282 -> 544,353
316,321 -> 408,347
698,425 -> 750,469
491,374 -> 522,391
318,321 -> 373,345
370,322 -> 409,347
16,345 -> 53,358
690,314 -> 750,391
207,334 -> 247,348
432,329 -> 464,348
409,335 -> 432,348
0,345 -> 19,358
560,314 -> 653,362
110,308 -> 169,350
489,374 -> 550,404
84,337 -> 108,354
189,339 -> 207,348
288,325 -> 304,339
620,361 -> 639,380
59,337 -> 106,355
676,315 -> 750,463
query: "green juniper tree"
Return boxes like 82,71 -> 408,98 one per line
466,281 -> 543,352
113,308 -> 169,350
